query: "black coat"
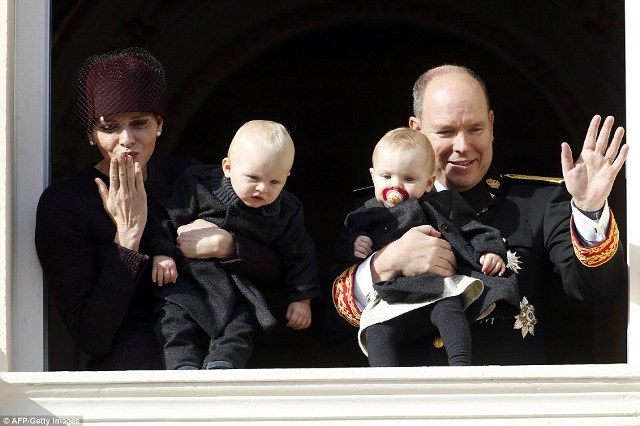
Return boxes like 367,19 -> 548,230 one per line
324,166 -> 626,365
147,165 -> 320,337
333,190 -> 520,321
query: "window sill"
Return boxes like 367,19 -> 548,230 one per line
1,364 -> 639,424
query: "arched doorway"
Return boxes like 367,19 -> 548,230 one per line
48,0 -> 626,370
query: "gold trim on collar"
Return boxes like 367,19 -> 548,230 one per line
503,173 -> 564,185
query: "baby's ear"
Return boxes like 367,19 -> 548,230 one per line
222,158 -> 232,177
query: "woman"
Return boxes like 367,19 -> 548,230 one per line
35,47 -> 282,370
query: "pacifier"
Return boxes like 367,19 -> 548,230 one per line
382,187 -> 410,207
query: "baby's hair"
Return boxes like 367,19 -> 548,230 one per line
373,127 -> 436,170
229,120 -> 294,157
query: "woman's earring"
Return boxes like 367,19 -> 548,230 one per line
156,130 -> 162,137
89,140 -> 95,146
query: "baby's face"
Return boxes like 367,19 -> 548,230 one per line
370,145 -> 435,205
223,143 -> 293,208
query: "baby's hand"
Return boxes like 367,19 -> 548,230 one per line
354,235 -> 373,259
479,252 -> 506,277
286,299 -> 311,330
152,255 -> 178,286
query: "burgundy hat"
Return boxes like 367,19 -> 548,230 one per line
77,47 -> 167,131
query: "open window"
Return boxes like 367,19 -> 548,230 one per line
2,0 -> 639,422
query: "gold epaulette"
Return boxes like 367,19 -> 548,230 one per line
332,265 -> 362,327
570,210 -> 619,267
503,174 -> 564,185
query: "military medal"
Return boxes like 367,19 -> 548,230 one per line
514,297 -> 537,338
506,250 -> 522,274
486,178 -> 501,189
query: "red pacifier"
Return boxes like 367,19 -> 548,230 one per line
382,187 -> 410,207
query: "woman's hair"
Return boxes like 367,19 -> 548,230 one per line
373,127 -> 436,171
76,47 -> 167,132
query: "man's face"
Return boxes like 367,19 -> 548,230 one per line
410,74 -> 494,192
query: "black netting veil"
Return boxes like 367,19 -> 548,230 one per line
76,47 -> 167,133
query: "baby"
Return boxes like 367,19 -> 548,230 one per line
148,120 -> 320,370
333,127 -> 520,366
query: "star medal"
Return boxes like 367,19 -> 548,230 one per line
514,297 -> 537,338
506,250 -> 522,274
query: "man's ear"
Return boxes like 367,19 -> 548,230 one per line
488,109 -> 495,142
222,157 -> 232,177
409,116 -> 421,131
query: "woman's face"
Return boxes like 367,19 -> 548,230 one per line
90,112 -> 162,178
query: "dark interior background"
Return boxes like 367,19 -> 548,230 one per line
48,0 -> 627,370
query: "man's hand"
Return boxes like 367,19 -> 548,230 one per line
561,115 -> 628,212
176,219 -> 236,259
370,225 -> 456,282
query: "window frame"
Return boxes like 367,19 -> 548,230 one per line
0,0 -> 638,421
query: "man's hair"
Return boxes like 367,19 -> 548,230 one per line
412,64 -> 491,121
373,127 -> 435,171
229,120 -> 294,156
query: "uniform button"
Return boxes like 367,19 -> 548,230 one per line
433,337 -> 444,348
383,227 -> 389,233
441,224 -> 448,232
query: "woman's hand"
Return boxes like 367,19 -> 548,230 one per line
95,155 -> 147,251
176,219 -> 237,260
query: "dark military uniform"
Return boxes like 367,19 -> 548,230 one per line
329,166 -> 625,366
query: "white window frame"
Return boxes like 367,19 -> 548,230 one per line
0,0 -> 638,423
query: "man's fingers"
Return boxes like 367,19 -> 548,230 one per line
594,116 -> 614,154
560,142 -> 574,176
583,115 -> 601,151
605,127 -> 627,167
413,224 -> 442,238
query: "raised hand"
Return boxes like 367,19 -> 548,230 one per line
95,154 -> 147,251
561,115 -> 628,212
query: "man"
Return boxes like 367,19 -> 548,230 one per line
330,65 -> 627,365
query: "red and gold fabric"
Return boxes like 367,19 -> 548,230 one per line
571,210 -> 619,267
332,264 -> 362,327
